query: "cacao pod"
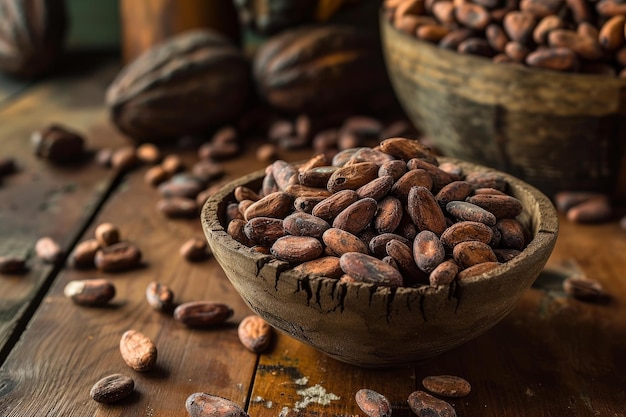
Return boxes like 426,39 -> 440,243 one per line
0,0 -> 67,79
106,29 -> 250,143
253,24 -> 390,115
234,0 -> 317,35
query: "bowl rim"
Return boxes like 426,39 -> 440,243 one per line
201,156 -> 559,294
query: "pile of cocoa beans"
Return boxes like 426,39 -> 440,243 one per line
385,0 -> 626,76
226,137 -> 530,288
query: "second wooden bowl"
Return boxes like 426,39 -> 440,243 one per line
381,13 -> 626,200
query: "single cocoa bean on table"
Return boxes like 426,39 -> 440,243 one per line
119,330 -> 157,372
238,315 -> 273,353
174,301 -> 234,328
90,374 -> 135,404
64,279 -> 116,306
186,393 -> 249,417
355,388 -> 392,417
422,375 -> 472,398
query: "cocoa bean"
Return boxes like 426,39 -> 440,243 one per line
355,388 -> 392,417
292,256 -> 343,279
174,301 -> 234,327
407,390 -> 457,417
357,175 -> 394,201
453,240 -> 497,268
457,261 -> 500,280
466,194 -> 523,218
339,252 -> 404,287
413,230 -> 446,273
244,191 -> 293,220
392,169 -> 434,201
311,189 -> 360,221
69,239 -> 100,269
378,159 -> 408,181
35,236 -> 63,264
90,374 -> 135,404
440,221 -> 494,248
422,375 -> 472,398
333,198 -> 378,235
119,330 -> 157,372
94,222 -> 120,247
244,217 -> 285,246
327,162 -> 379,193
407,186 -> 447,235
180,237 -> 210,262
145,281 -> 175,311
369,233 -> 412,258
238,315 -> 273,353
156,197 -> 198,218
563,275 -> 608,302
64,279 -> 116,306
94,242 -> 142,272
270,236 -> 323,263
446,201 -> 496,225
185,393 -> 248,417
374,196 -> 404,234
429,259 -> 459,286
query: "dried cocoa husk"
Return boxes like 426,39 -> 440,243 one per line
0,0 -> 67,79
253,24 -> 390,115
106,29 -> 250,142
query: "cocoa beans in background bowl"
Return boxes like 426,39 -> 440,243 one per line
0,0 -> 67,79
381,3 -> 626,200
253,24 -> 394,115
201,141 -> 558,368
106,29 -> 250,143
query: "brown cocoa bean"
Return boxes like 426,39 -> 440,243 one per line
519,0 -> 564,17
94,222 -> 120,247
136,143 -> 161,164
458,37 -> 494,56
503,11 -> 537,45
333,198 -> 378,235
35,236 -> 63,264
327,162 -> 379,193
439,28 -> 475,50
270,236 -> 323,263
283,212 -> 330,238
429,259 -> 459,286
378,159 -> 408,181
455,3 -> 491,30
256,143 -> 278,163
64,279 -> 116,306
228,219 -> 253,246
386,239 -> 424,283
94,242 -> 142,272
350,147 -> 396,165
432,1 -> 457,26
244,191 -> 293,220
554,191 -> 605,213
174,301 -> 234,328
180,237 -> 210,262
440,221 -> 494,248
298,166 -> 338,188
505,41 -> 531,61
407,390 -> 457,417
464,171 -> 507,191
422,375 -> 472,398
355,388 -> 392,417
238,315 -> 273,353
496,218 -> 526,250
284,184 -> 332,198
244,217 -> 285,246
597,0 -> 626,17
111,146 -> 139,172
339,252 -> 404,287
293,196 -> 326,213
526,47 -> 577,70
493,248 -> 522,262
369,233 -> 412,257
357,175 -> 394,200
379,137 -> 436,163
548,29 -> 603,59
417,24 -> 451,42
292,256 -> 343,279
457,261 -> 500,280
271,160 -> 299,191
119,330 -> 157,372
311,189 -> 360,221
234,186 -> 260,202
392,169 -> 433,201
566,196 -> 612,223
435,181 -> 474,207
69,238 -> 100,269
156,197 -> 198,218
466,193 -> 523,219
413,230 -> 446,273
90,374 -> 135,404
374,196 -> 404,234
158,174 -> 204,199
31,124 -> 85,164
162,154 -> 184,175
144,165 -> 169,186
145,281 -> 175,311
407,186 -> 447,235
563,275 -> 608,302
407,158 -> 454,191
486,23 -> 510,52
185,393 -> 248,417
322,228 -> 369,256
446,201 -> 496,225
567,0 -> 592,22
598,15 -> 626,51
453,241 -> 497,268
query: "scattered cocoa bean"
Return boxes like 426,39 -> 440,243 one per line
111,146 -> 139,172
136,143 -> 161,164
119,330 -> 157,372
94,242 -> 142,272
156,197 -> 198,218
174,301 -> 234,327
185,393 -> 249,417
563,275 -> 608,302
31,124 -> 85,164
407,390 -> 457,417
94,222 -> 120,247
238,315 -> 273,353
145,281 -> 175,312
90,374 -> 135,404
64,279 -> 116,306
180,237 -> 210,262
69,239 -> 101,269
355,388 -> 392,417
0,255 -> 27,274
422,375 -> 471,398
35,236 -> 63,264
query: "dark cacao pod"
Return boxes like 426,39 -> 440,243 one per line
233,0 -> 317,35
106,29 -> 250,143
253,24 -> 390,115
0,0 -> 67,79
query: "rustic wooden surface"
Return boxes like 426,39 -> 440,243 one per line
1,55 -> 625,417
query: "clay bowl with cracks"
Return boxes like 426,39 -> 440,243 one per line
201,158 -> 558,368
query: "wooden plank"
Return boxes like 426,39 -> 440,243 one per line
0,59 -> 128,356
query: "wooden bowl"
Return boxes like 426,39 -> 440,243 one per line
201,158 -> 558,368
380,14 -> 626,201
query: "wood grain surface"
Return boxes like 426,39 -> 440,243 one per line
0,54 -> 625,417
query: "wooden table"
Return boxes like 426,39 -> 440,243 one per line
0,54 -> 625,417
